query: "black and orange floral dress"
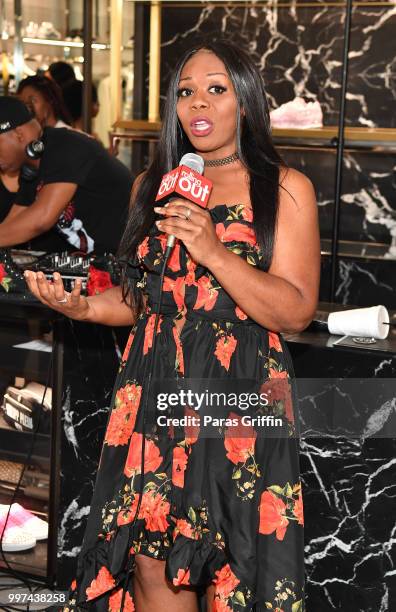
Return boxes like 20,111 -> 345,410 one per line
67,204 -> 305,612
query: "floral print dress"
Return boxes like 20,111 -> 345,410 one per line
66,204 -> 305,612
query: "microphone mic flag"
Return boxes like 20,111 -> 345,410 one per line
155,153 -> 213,250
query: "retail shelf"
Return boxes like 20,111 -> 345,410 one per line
272,126 -> 396,149
321,238 -> 396,261
0,415 -> 50,462
1,35 -> 109,50
110,122 -> 396,149
0,541 -> 47,578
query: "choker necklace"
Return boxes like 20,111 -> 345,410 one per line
204,152 -> 239,167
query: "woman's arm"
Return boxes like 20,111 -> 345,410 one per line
208,169 -> 320,332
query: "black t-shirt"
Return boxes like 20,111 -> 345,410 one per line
0,178 -> 17,222
16,127 -> 133,254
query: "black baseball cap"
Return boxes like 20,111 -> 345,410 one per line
0,96 -> 34,134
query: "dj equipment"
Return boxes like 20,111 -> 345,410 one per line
30,252 -> 92,292
3,249 -> 121,296
20,138 -> 45,181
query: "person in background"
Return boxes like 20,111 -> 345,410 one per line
62,79 -> 100,135
45,61 -> 76,90
17,75 -> 71,128
0,78 -> 72,244
0,169 -> 18,223
0,96 -> 133,254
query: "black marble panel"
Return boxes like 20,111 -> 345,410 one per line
288,342 -> 396,612
56,321 -> 126,588
161,2 -> 396,127
320,256 -> 396,309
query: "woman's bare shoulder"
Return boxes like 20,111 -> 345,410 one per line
278,166 -> 316,211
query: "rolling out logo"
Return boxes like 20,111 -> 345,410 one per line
155,165 -> 213,208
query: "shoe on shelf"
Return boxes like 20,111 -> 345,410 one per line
0,514 -> 37,552
270,97 -> 323,129
0,248 -> 28,293
0,503 -> 48,541
37,22 -> 61,40
24,21 -> 39,38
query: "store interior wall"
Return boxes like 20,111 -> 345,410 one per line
160,1 -> 396,308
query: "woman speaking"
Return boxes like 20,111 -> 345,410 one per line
25,41 -> 320,612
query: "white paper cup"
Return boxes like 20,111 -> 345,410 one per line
327,305 -> 389,340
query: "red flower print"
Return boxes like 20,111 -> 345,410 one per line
105,384 -> 142,447
185,407 -> 200,445
116,495 -> 140,526
168,242 -> 181,272
193,275 -> 218,311
163,276 -> 185,312
143,314 -> 163,355
173,568 -> 191,586
117,490 -> 170,532
174,518 -> 199,540
86,566 -> 115,601
0,264 -> 6,283
293,492 -> 304,526
172,446 -> 188,487
185,257 -> 197,285
241,206 -> 253,222
216,222 -> 256,246
259,490 -> 289,541
261,377 -> 294,424
87,266 -> 114,296
121,331 -> 135,362
213,564 -> 240,598
172,326 -> 185,375
269,367 -> 288,379
141,490 -> 170,532
212,599 -> 233,612
235,305 -> 248,320
124,432 -> 162,477
224,412 -> 256,464
137,236 -> 149,260
109,588 -> 135,612
268,331 -> 282,353
214,334 -> 237,371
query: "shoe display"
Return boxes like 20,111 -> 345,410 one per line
37,22 -> 61,40
0,503 -> 48,541
0,514 -> 37,552
24,21 -> 39,38
270,97 -> 323,129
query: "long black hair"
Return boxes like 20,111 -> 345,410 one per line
17,75 -> 71,125
118,40 -> 287,315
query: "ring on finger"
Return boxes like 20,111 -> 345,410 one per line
184,207 -> 192,221
56,296 -> 68,304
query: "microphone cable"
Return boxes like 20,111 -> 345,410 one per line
119,242 -> 174,611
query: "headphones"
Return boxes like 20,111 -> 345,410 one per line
21,139 -> 45,181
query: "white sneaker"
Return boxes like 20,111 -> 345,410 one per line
0,503 -> 48,541
0,516 -> 36,552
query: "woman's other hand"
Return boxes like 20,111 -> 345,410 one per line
24,270 -> 93,321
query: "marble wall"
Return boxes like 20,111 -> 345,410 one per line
160,0 -> 396,307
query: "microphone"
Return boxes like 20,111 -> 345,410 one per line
155,153 -> 213,250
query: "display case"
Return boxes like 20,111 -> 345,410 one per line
0,296 -> 63,582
